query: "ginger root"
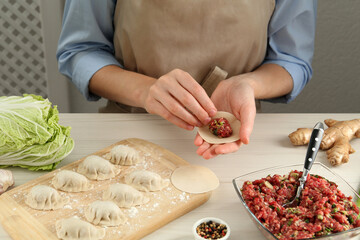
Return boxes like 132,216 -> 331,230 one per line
289,119 -> 360,166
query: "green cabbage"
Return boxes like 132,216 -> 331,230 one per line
0,94 -> 74,171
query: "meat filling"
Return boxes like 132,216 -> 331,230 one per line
208,117 -> 233,138
241,171 -> 360,240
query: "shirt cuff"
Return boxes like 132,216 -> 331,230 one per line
71,51 -> 122,101
261,60 -> 308,103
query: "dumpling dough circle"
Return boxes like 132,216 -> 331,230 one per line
77,155 -> 120,180
171,165 -> 219,194
25,185 -> 69,210
85,200 -> 127,227
56,217 -> 105,240
198,111 -> 241,144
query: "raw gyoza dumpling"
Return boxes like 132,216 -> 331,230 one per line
56,217 -> 105,240
102,183 -> 149,208
104,145 -> 141,166
52,170 -> 92,192
25,185 -> 69,210
125,170 -> 169,192
85,200 -> 127,227
77,155 -> 120,180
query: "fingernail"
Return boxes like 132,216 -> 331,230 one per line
209,109 -> 217,116
187,125 -> 194,131
195,119 -> 203,126
204,117 -> 211,125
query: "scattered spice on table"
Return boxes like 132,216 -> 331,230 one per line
196,220 -> 228,239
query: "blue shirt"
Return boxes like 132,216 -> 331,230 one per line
57,0 -> 317,103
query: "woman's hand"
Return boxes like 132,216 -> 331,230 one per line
194,63 -> 294,159
143,69 -> 217,130
194,74 -> 257,159
194,134 -> 243,160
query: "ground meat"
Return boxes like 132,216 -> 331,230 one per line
241,171 -> 360,240
208,117 -> 233,138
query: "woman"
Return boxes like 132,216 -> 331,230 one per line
57,0 -> 317,159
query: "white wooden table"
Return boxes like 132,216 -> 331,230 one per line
1,113 -> 359,240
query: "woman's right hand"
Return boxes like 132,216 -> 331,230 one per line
143,69 -> 217,130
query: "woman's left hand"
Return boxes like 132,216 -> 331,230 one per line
194,74 -> 257,159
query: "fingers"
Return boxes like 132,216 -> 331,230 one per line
196,139 -> 211,155
213,140 -> 242,154
195,140 -> 242,159
147,99 -> 194,130
146,69 -> 216,129
194,133 -> 204,146
154,88 -> 203,127
175,70 -> 217,117
167,85 -> 212,125
236,103 -> 256,145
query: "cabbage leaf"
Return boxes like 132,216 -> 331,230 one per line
0,94 -> 74,170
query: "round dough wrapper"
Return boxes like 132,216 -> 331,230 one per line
171,165 -> 219,194
198,111 -> 241,144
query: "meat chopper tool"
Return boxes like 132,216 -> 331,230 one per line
282,122 -> 324,208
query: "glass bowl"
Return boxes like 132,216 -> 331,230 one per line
232,163 -> 360,240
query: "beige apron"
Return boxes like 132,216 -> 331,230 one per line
100,0 -> 275,113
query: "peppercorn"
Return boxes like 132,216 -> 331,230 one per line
196,220 -> 228,239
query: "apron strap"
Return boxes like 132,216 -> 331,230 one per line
201,66 -> 228,96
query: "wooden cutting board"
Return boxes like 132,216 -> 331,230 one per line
0,138 -> 212,240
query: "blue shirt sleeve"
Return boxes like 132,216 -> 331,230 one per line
56,0 -> 119,101
263,0 -> 318,103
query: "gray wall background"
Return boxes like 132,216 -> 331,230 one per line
67,0 -> 360,113
262,0 -> 360,113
